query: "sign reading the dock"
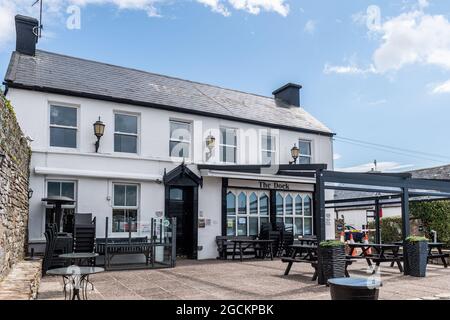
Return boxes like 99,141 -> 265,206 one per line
259,181 -> 290,190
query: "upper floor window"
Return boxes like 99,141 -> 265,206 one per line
261,134 -> 277,164
50,105 -> 77,148
169,120 -> 191,159
220,128 -> 237,163
298,140 -> 312,164
114,113 -> 138,154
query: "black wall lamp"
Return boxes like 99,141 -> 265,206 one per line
289,144 -> 300,165
93,117 -> 106,153
28,188 -> 34,199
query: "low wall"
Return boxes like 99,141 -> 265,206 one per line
0,94 -> 31,282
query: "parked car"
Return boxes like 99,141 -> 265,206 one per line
345,225 -> 364,243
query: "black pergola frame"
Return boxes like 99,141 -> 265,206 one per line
199,163 -> 450,278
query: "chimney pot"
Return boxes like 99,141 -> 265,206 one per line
272,83 -> 302,107
15,15 -> 39,56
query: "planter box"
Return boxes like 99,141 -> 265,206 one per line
405,241 -> 428,277
319,245 -> 346,285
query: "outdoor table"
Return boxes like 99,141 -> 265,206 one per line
47,266 -> 104,300
296,238 -> 318,246
230,239 -> 274,262
427,243 -> 449,268
59,252 -> 99,266
348,243 -> 403,273
282,244 -> 318,277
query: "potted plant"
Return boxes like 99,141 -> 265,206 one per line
318,240 -> 346,285
404,236 -> 429,277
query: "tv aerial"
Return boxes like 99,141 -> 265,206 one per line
32,0 -> 43,38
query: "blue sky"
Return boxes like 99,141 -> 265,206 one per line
1,0 -> 450,172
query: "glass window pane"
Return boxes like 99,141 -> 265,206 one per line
259,194 -> 269,216
304,196 -> 312,216
47,182 -> 60,197
249,193 -> 258,215
260,217 -> 269,229
276,217 -> 284,224
299,141 -> 311,156
276,193 -> 284,216
298,156 -> 311,165
114,134 -> 137,153
61,182 -> 75,199
285,195 -> 293,215
237,217 -> 247,236
249,217 -> 258,236
295,218 -> 303,237
125,210 -> 138,232
227,217 -> 236,236
170,141 -> 190,158
125,185 -> 137,207
115,114 -> 137,134
221,128 -> 236,146
238,192 -> 247,215
114,185 -> 126,206
50,106 -> 77,127
295,195 -> 302,215
220,146 -> 236,163
50,127 -> 77,148
226,192 -> 236,216
285,217 -> 294,229
170,121 -> 191,141
304,218 -> 313,235
112,209 -> 126,232
169,188 -> 183,201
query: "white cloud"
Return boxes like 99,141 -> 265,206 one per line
0,0 -> 290,51
333,153 -> 342,161
431,80 -> 450,94
338,161 -> 414,173
304,20 -> 316,34
323,63 -> 377,75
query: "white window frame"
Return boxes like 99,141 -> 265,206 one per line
220,127 -> 238,164
298,139 -> 312,164
169,119 -> 192,160
114,112 -> 140,154
261,134 -> 278,165
276,191 -> 314,237
45,180 -> 77,208
49,104 -> 79,149
112,183 -> 140,234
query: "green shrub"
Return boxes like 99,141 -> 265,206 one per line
319,240 -> 344,247
406,236 -> 429,242
410,201 -> 450,247
368,216 -> 403,243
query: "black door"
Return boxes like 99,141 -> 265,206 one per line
167,187 -> 195,258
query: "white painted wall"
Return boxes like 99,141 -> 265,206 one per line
8,88 -> 334,259
336,206 -> 401,230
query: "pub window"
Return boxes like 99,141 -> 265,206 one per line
226,192 -> 236,236
112,184 -> 138,233
294,195 -> 303,237
114,113 -> 138,154
259,193 -> 270,229
297,140 -> 312,164
276,192 -> 314,237
285,194 -> 294,230
50,105 -> 78,148
169,120 -> 191,159
261,134 -> 277,164
45,180 -> 76,230
303,195 -> 313,235
220,128 -> 237,163
276,192 -> 284,224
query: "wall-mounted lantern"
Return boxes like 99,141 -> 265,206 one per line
0,151 -> 6,167
206,133 -> 216,151
93,117 -> 106,153
28,188 -> 34,199
289,144 -> 300,165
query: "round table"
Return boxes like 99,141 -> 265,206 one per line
47,266 -> 104,300
328,277 -> 382,300
59,252 -> 99,266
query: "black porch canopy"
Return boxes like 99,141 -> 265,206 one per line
198,164 -> 450,243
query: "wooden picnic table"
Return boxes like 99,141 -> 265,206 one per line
394,241 -> 448,268
229,239 -> 275,262
348,243 -> 403,273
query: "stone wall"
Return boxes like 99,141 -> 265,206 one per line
0,93 -> 31,282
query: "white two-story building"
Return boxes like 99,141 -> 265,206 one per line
4,15 -> 335,260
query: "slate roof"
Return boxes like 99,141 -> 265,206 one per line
4,50 -> 333,135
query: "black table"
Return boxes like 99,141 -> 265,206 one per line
427,243 -> 448,268
230,239 -> 274,262
282,244 -> 318,277
47,266 -> 104,300
348,243 -> 403,273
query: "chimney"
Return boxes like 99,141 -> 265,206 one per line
15,15 -> 39,56
272,83 -> 302,107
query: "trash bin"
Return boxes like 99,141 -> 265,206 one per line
328,277 -> 382,300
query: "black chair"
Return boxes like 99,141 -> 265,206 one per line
281,228 -> 295,257
73,214 -> 96,253
42,224 -> 58,275
268,231 -> 281,257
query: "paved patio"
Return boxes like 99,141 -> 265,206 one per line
38,259 -> 450,300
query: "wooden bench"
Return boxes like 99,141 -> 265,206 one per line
283,257 -> 355,280
216,236 -> 257,260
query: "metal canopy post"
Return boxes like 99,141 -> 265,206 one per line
401,187 -> 410,275
314,169 -> 326,285
375,199 -> 381,244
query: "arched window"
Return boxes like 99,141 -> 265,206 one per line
285,195 -> 293,216
238,192 -> 247,215
276,193 -> 284,216
295,195 -> 302,215
249,193 -> 258,215
259,193 -> 269,216
304,196 -> 312,216
226,192 -> 236,216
